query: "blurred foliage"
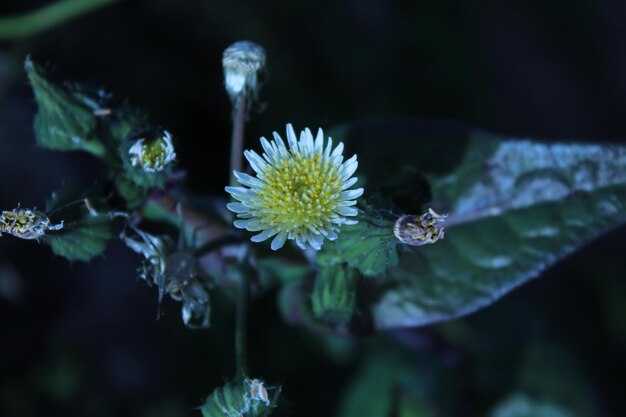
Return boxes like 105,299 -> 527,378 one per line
13,54 -> 626,417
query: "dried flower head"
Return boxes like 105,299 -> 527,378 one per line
128,130 -> 176,172
0,206 -> 63,240
247,378 -> 270,406
222,40 -> 266,104
226,124 -> 363,251
121,224 -> 210,329
393,208 -> 447,246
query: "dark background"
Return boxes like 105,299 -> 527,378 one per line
1,1 -> 625,416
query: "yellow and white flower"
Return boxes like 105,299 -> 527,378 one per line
226,124 -> 363,250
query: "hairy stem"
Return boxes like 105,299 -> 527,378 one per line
228,94 -> 250,379
229,96 -> 247,187
0,0 -> 119,41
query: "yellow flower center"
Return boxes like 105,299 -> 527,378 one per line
256,151 -> 342,231
141,140 -> 167,170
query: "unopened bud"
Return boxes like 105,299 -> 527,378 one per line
311,263 -> 357,325
128,130 -> 176,173
393,208 -> 446,246
222,40 -> 266,104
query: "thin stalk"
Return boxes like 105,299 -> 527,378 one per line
229,96 -> 247,187
0,0 -> 119,41
229,94 -> 249,379
235,270 -> 249,378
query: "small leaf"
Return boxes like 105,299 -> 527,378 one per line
43,186 -> 114,262
24,58 -> 107,158
322,207 -> 399,277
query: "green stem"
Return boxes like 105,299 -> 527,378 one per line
235,270 -> 249,378
228,96 -> 247,187
0,0 -> 120,41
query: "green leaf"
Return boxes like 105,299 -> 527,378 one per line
24,57 -> 107,158
43,186 -> 114,262
334,119 -> 626,329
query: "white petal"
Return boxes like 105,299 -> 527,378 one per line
272,131 -> 287,151
337,206 -> 358,216
225,186 -> 255,201
314,128 -> 324,152
340,177 -> 358,190
323,137 -> 334,159
305,223 -> 321,234
251,229 -> 278,242
321,229 -> 338,240
245,220 -> 265,231
286,124 -> 298,151
271,232 -> 288,250
340,188 -> 364,200
341,155 -> 358,180
308,234 -> 324,250
303,128 -> 314,154
331,141 -> 344,158
244,150 -> 267,174
234,171 -> 264,188
331,218 -> 358,226
233,219 -> 250,229
295,235 -> 307,250
260,137 -> 275,159
226,203 -> 249,214
225,185 -> 250,195
128,138 -> 144,156
340,200 -> 358,206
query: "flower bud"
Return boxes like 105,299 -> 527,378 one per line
128,130 -> 176,172
200,378 -> 279,417
311,263 -> 357,325
222,40 -> 266,104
